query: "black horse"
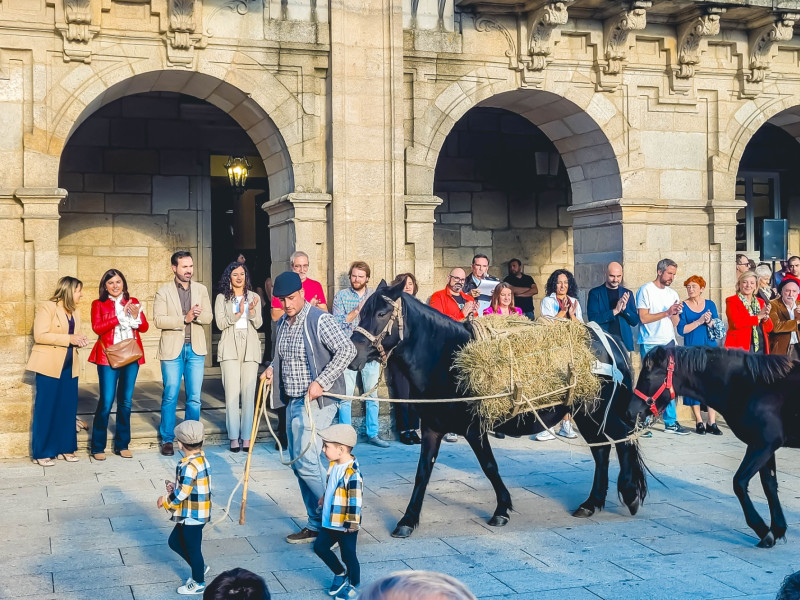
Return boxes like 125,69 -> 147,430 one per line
629,344 -> 799,548
350,280 -> 647,538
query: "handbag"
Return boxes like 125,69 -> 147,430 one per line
708,317 -> 726,341
101,336 -> 142,369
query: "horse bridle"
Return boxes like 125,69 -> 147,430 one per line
353,296 -> 404,366
633,355 -> 676,417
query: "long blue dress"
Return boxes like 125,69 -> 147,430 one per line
677,299 -> 718,406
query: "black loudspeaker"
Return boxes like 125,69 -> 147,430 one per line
762,219 -> 788,261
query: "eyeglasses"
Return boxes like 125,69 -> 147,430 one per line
292,264 -> 310,271
736,262 -> 749,266
449,276 -> 465,283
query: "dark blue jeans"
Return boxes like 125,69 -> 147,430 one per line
168,522 -> 206,584
314,528 -> 360,586
92,362 -> 139,454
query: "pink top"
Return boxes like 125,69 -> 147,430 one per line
271,277 -> 327,308
483,306 -> 523,316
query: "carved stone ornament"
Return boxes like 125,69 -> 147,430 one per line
164,0 -> 206,67
475,15 -> 517,68
57,0 -> 99,63
676,10 -> 723,80
748,13 -> 798,84
603,2 -> 650,76
527,1 -> 575,72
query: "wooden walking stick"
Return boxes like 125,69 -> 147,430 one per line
240,378 -> 267,525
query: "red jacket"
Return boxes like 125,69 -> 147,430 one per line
429,289 -> 478,321
724,295 -> 773,353
89,297 -> 149,366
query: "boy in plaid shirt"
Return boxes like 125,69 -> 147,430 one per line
313,424 -> 363,600
157,420 -> 211,596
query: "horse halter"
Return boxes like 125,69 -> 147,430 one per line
633,355 -> 676,417
353,295 -> 404,366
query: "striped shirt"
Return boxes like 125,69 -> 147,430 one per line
163,451 -> 211,523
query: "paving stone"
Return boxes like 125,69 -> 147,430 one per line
586,574 -> 742,599
0,573 -> 53,599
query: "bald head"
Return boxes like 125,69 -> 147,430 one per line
447,268 -> 466,293
605,262 -> 623,289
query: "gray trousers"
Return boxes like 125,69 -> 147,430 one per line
220,331 -> 259,440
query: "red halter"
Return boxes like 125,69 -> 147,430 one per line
634,355 -> 676,417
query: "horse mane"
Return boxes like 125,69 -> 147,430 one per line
401,293 -> 472,343
670,346 -> 794,385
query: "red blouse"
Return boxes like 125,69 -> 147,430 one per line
88,296 -> 149,366
724,295 -> 773,353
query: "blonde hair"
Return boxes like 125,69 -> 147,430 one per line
49,276 -> 83,314
359,571 -> 476,600
735,270 -> 757,293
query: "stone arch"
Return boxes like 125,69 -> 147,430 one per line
408,72 -> 624,205
47,66 -> 307,201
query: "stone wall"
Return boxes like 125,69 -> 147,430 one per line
432,108 -> 573,307
58,92 -> 260,383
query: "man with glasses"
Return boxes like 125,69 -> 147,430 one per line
736,254 -> 751,277
430,268 -> 478,321
462,254 -> 499,314
272,251 -> 327,321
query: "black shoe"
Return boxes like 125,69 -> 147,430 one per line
707,422 -> 723,436
399,431 -> 414,446
696,423 -> 706,435
230,440 -> 241,453
492,431 -> 506,439
160,442 -> 174,456
409,430 -> 422,444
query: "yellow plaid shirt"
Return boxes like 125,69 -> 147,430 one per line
162,451 -> 211,523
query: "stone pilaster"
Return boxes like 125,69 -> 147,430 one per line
403,195 -> 442,298
17,188 -> 67,305
263,192 -> 332,294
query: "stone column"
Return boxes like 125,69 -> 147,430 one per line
0,187 -> 66,456
329,0 -> 406,284
403,195 -> 442,298
264,192 -> 332,293
707,198 -> 746,311
568,198 -> 624,298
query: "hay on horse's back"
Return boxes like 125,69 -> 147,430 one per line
454,315 -> 601,425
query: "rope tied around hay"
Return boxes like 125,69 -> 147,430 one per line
454,315 -> 601,430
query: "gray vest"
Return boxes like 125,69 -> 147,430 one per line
271,304 -> 346,409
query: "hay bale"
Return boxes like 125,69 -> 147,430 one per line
454,315 -> 601,425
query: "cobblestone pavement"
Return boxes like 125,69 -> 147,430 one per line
2,420 -> 799,599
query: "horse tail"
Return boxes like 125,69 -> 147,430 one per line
617,440 -> 649,514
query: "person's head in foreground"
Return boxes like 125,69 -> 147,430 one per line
203,568 -> 270,600
359,570 -> 476,600
776,570 -> 800,600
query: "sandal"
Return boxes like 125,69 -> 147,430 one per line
33,458 -> 55,467
57,454 -> 80,462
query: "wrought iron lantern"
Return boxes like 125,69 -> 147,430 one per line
224,156 -> 251,192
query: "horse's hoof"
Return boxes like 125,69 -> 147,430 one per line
488,515 -> 509,527
775,535 -> 788,546
392,525 -> 413,538
756,532 -> 775,548
572,506 -> 595,518
627,497 -> 640,516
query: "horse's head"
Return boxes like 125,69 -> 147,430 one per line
627,345 -> 676,427
349,279 -> 406,370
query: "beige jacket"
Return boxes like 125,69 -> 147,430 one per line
153,280 -> 213,360
26,301 -> 83,379
214,292 -> 263,362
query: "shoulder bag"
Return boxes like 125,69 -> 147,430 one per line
101,336 -> 142,369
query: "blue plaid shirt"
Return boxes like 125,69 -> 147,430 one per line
332,287 -> 373,336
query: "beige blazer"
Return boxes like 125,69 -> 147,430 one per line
26,301 -> 83,379
153,280 -> 213,360
214,292 -> 263,362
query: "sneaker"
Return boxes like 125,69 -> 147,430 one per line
534,428 -> 556,441
367,436 -> 390,448
444,433 -> 458,443
640,430 -> 653,438
177,578 -> 205,595
557,420 -> 578,439
329,573 -> 348,596
335,584 -> 359,599
286,527 -> 318,544
707,422 -> 723,436
663,422 -> 691,435
696,423 -> 706,435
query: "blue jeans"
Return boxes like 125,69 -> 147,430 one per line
341,361 -> 380,438
286,396 -> 338,531
92,362 -> 139,453
160,343 -> 205,443
640,341 -> 677,426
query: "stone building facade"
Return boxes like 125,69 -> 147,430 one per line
4,0 -> 800,454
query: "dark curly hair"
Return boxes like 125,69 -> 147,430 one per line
203,568 -> 271,600
545,269 -> 578,298
217,261 -> 253,302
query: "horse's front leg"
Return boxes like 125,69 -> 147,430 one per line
572,444 -> 610,518
733,445 -> 775,547
393,425 -> 443,538
463,427 -> 512,526
759,453 -> 787,546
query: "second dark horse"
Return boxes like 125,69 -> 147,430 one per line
349,280 -> 647,538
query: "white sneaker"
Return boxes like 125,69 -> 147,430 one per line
557,420 -> 578,439
444,433 -> 458,443
177,578 -> 206,595
534,428 -> 556,441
